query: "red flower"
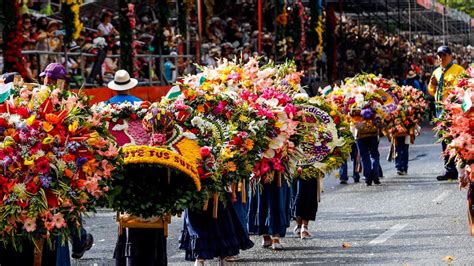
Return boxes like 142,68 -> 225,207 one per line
34,157 -> 50,174
45,190 -> 59,208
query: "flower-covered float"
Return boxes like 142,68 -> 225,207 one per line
90,100 -> 204,230
434,66 -> 474,234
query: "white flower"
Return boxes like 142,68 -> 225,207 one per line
263,148 -> 275,158
191,116 -> 204,127
182,132 -> 197,140
293,93 -> 309,100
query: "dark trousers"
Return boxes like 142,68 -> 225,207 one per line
292,179 -> 318,221
442,140 -> 458,176
71,216 -> 88,253
339,143 -> 360,181
356,136 -> 381,183
395,136 -> 409,172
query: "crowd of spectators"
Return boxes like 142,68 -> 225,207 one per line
336,16 -> 473,85
2,2 -> 472,90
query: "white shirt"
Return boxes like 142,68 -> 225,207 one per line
98,23 -> 114,36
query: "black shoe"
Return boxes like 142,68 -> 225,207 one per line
436,174 -> 458,181
397,170 -> 404,175
340,180 -> 348,185
366,181 -> 372,186
374,179 -> 381,185
353,178 -> 360,183
72,234 -> 94,259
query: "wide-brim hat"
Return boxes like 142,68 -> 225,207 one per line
407,71 -> 416,79
108,69 -> 138,91
0,83 -> 12,103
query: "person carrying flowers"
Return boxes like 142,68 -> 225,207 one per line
428,46 -> 465,181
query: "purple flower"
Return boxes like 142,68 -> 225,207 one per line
40,175 -> 52,188
361,108 -> 374,119
75,157 -> 88,167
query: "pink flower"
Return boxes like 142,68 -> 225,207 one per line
101,159 -> 115,178
151,133 -> 166,146
98,145 -> 118,158
52,213 -> 66,229
23,217 -> 37,232
284,104 -> 297,116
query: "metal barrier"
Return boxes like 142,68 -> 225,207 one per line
21,50 -> 195,88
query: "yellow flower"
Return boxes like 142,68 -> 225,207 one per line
42,135 -> 54,145
68,120 -> 79,133
24,156 -> 34,166
42,122 -> 54,132
239,115 -> 248,122
87,132 -> 100,146
26,115 -> 36,126
204,94 -> 213,101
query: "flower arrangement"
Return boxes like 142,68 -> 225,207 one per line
293,95 -> 354,179
0,84 -> 121,249
382,85 -> 427,140
91,101 -> 151,146
435,68 -> 474,187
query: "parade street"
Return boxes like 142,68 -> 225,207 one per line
75,124 -> 473,265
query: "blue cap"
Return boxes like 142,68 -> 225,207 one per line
436,45 -> 452,55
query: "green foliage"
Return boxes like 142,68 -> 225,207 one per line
108,164 -> 206,218
444,0 -> 474,17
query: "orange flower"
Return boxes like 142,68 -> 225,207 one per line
82,159 -> 99,176
197,105 -> 205,113
64,168 -> 74,178
42,122 -> 54,132
63,154 -> 76,162
45,114 -> 61,124
245,139 -> 254,150
227,162 -> 237,172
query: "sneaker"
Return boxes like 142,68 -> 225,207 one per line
340,180 -> 348,185
71,233 -> 94,259
293,225 -> 301,236
397,170 -> 404,175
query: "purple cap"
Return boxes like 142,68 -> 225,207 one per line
39,63 -> 66,79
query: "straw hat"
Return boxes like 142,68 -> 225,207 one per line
107,70 -> 138,91
407,70 -> 416,79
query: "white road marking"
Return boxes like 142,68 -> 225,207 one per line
169,252 -> 186,259
432,190 -> 452,203
369,223 -> 408,245
379,143 -> 438,150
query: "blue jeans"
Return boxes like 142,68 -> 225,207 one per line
356,136 -> 381,183
395,136 -> 409,172
339,143 -> 360,181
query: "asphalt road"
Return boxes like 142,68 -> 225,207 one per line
74,125 -> 474,265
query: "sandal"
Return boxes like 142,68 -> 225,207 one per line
271,237 -> 284,250
224,255 -> 241,262
300,227 -> 312,239
194,259 -> 205,266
